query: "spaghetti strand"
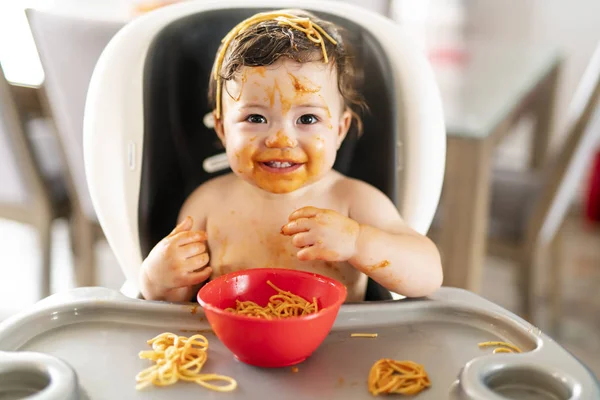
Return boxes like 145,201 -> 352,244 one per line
478,341 -> 522,354
225,280 -> 319,319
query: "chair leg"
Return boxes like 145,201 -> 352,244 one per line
548,228 -> 564,337
69,217 -> 79,258
518,248 -> 537,324
38,218 -> 53,299
71,213 -> 96,287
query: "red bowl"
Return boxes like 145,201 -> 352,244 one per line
197,268 -> 347,368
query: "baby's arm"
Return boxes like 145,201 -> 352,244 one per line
281,180 -> 442,297
347,182 -> 442,297
139,191 -> 212,302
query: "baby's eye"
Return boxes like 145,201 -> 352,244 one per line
246,114 -> 267,124
297,114 -> 319,125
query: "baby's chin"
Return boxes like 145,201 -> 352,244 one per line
245,173 -> 311,194
235,169 -> 329,195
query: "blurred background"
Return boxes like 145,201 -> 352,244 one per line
1,0 -> 599,377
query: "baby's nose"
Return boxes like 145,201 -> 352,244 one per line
265,130 -> 298,148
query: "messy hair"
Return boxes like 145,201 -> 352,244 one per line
208,9 -> 367,135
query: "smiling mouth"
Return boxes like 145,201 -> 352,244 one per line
257,160 -> 305,173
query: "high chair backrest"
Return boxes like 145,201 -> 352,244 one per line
83,0 -> 446,296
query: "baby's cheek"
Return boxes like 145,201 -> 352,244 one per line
306,136 -> 335,176
230,143 -> 256,175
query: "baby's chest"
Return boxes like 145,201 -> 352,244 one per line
207,213 -> 299,272
205,209 -> 366,301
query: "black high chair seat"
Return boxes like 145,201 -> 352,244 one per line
138,9 -> 399,301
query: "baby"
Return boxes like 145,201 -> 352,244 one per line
140,9 -> 442,303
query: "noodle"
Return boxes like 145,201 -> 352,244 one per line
224,280 -> 319,319
214,11 -> 338,118
478,341 -> 522,354
351,333 -> 378,338
135,332 -> 237,392
368,359 -> 431,396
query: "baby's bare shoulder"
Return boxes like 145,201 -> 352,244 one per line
179,173 -> 238,220
331,174 -> 385,201
190,173 -> 238,198
331,174 -> 402,224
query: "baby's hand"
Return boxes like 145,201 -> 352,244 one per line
141,216 -> 212,297
281,207 -> 360,262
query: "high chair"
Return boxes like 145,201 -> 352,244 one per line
83,0 -> 446,301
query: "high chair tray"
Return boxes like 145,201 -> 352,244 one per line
0,287 -> 597,400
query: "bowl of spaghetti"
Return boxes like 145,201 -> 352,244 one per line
197,268 -> 347,368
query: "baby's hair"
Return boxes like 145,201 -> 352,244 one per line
208,9 -> 367,135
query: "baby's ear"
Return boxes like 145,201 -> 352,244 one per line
213,111 -> 226,147
336,108 -> 352,149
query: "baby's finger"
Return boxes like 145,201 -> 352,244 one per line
291,232 -> 317,248
281,217 -> 313,235
168,216 -> 193,237
297,246 -> 339,262
288,206 -> 322,221
173,230 -> 208,246
181,267 -> 213,286
296,246 -> 318,261
181,242 -> 207,259
183,253 -> 210,271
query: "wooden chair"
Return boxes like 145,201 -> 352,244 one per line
26,9 -> 124,287
0,64 -> 70,298
488,41 -> 600,329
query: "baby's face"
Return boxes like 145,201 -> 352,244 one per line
215,59 -> 351,194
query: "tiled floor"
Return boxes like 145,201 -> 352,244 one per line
0,218 -> 124,320
0,215 -> 598,378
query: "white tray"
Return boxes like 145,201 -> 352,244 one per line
0,287 -> 597,399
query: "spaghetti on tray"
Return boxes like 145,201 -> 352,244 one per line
478,341 -> 522,354
368,359 -> 431,396
135,332 -> 237,392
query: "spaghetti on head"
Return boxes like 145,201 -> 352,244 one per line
225,280 -> 319,319
213,11 -> 336,119
368,359 -> 431,396
208,9 -> 367,134
135,332 -> 237,391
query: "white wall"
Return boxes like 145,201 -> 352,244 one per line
330,0 -> 391,15
464,0 -> 600,206
465,0 -> 600,151
530,0 -> 600,144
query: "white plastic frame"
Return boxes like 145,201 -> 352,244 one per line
83,0 -> 446,290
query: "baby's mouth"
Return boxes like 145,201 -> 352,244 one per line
263,161 -> 295,168
257,160 -> 304,173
